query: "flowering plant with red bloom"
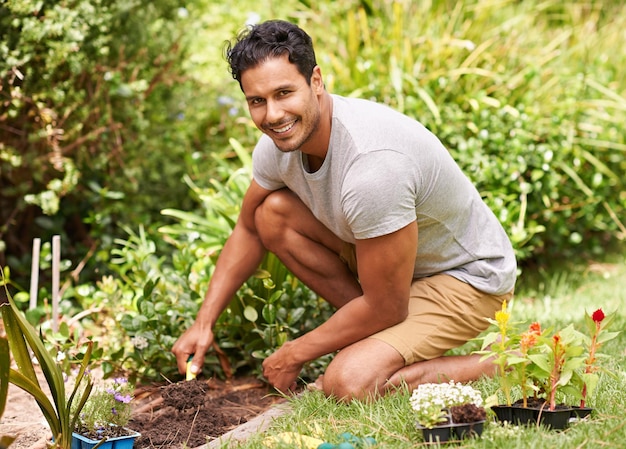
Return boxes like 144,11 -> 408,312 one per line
580,308 -> 619,407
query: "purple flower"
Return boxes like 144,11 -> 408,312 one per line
114,393 -> 132,404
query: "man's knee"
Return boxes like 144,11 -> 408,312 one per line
255,190 -> 296,247
322,341 -> 404,401
323,362 -> 373,402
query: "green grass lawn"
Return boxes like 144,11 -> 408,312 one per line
226,255 -> 626,449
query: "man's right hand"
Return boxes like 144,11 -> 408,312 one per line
171,321 -> 214,377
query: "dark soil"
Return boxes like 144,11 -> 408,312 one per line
449,404 -> 487,424
130,377 -> 285,449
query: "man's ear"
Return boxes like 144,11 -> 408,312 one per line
311,65 -> 325,93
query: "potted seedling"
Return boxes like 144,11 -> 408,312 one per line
476,302 -> 619,430
1,268 -> 140,448
410,380 -> 487,443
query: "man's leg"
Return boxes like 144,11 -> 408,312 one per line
321,339 -> 496,401
254,188 -> 362,308
322,275 -> 511,401
385,353 -> 497,392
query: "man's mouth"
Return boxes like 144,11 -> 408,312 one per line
269,120 -> 296,134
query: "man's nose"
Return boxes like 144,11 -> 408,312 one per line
265,99 -> 283,124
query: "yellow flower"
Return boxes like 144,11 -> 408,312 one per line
495,300 -> 510,330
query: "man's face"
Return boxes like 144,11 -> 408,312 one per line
241,54 -> 323,153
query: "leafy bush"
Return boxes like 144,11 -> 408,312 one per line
0,0 -> 214,283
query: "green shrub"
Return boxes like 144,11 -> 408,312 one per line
0,0 -> 215,282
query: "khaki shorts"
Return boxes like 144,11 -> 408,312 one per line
340,243 -> 513,364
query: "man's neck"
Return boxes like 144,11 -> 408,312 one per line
301,92 -> 333,172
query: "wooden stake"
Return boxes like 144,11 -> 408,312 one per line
52,235 -> 60,333
29,238 -> 41,310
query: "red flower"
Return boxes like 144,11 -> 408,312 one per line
529,322 -> 541,334
592,308 -> 605,323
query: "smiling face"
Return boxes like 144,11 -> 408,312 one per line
241,54 -> 326,154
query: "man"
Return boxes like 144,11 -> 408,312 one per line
172,19 -> 516,401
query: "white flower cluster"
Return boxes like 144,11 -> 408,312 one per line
131,335 -> 149,350
410,380 -> 484,428
411,380 -> 483,410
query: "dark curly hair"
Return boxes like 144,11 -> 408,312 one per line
224,20 -> 318,90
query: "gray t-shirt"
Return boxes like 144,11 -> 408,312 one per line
252,95 -> 516,295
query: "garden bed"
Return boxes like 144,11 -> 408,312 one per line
130,376 -> 287,449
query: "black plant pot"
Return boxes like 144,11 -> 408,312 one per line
571,407 -> 593,420
490,405 -> 514,422
417,420 -> 485,444
512,405 -> 538,425
452,420 -> 486,439
492,404 -> 588,431
417,424 -> 452,444
536,407 -> 572,430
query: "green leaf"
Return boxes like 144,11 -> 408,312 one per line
0,280 -> 69,442
598,331 -> 620,344
243,306 -> 258,323
0,337 -> 9,419
58,321 -> 70,339
262,278 -> 276,290
160,209 -> 216,227
505,355 -> 528,365
12,291 -> 30,304
253,269 -> 271,279
228,137 -> 253,167
557,369 -> 574,386
527,354 -> 551,373
143,278 -> 157,298
262,304 -> 277,324
477,331 -> 499,350
8,369 -> 60,438
0,301 -> 39,385
267,290 -> 283,304
290,307 -> 306,324
67,341 -> 93,434
581,372 -> 600,399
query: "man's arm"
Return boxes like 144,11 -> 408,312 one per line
172,180 -> 273,375
262,220 -> 418,392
